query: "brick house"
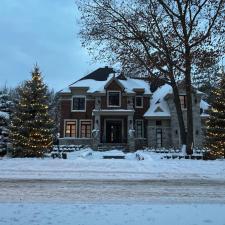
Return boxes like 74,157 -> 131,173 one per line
58,67 -> 209,150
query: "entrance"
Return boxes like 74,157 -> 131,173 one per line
106,120 -> 122,143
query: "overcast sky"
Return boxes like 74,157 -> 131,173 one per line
0,0 -> 104,91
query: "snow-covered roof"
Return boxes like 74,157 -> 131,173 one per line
0,111 -> 9,119
144,84 -> 172,118
119,78 -> 151,94
60,68 -> 151,95
200,100 -> 210,117
72,74 -> 114,93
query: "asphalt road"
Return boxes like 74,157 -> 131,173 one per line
0,178 -> 225,204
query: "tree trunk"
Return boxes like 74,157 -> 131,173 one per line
185,49 -> 194,155
171,78 -> 187,147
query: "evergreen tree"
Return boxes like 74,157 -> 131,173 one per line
10,66 -> 53,157
0,87 -> 13,154
206,71 -> 225,159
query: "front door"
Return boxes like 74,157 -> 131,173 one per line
106,120 -> 122,143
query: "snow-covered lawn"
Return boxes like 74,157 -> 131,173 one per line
0,149 -> 224,181
1,149 -> 225,225
0,203 -> 225,225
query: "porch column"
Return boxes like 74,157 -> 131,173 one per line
93,114 -> 100,150
127,115 -> 135,151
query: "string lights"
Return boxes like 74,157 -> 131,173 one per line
206,71 -> 225,159
10,66 -> 54,157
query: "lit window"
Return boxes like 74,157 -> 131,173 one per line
156,128 -> 162,148
135,96 -> 143,108
136,120 -> 144,138
108,91 -> 120,107
80,121 -> 92,138
65,121 -> 76,137
72,96 -> 86,111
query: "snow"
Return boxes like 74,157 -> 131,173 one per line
0,203 -> 225,225
60,74 -> 114,93
73,74 -> 114,93
200,99 -> 210,117
60,75 -> 151,95
0,111 -> 9,119
144,84 -> 172,118
119,77 -> 151,94
0,149 -> 225,181
0,149 -> 225,224
200,100 -> 210,110
180,145 -> 187,156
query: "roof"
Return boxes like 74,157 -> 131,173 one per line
60,67 -> 115,93
79,67 -> 115,81
200,100 -> 210,117
60,67 -> 151,95
144,84 -> 172,118
119,78 -> 151,94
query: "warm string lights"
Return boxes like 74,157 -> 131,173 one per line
10,66 -> 54,157
206,72 -> 225,159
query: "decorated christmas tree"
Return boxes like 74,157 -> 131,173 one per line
10,66 -> 53,157
206,71 -> 225,159
0,87 -> 12,154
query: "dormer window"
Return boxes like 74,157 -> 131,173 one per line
107,91 -> 121,107
179,95 -> 187,109
72,96 -> 86,111
135,96 -> 143,108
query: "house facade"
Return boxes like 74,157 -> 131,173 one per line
58,67 -> 209,150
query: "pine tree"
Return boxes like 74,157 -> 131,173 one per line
206,71 -> 225,159
10,66 -> 53,157
0,87 -> 13,154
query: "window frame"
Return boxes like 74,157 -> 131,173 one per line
135,119 -> 144,138
64,119 -> 77,138
71,95 -> 86,112
79,120 -> 92,138
135,95 -> 143,108
107,91 -> 121,107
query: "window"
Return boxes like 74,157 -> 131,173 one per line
80,120 -> 92,138
107,91 -> 121,107
136,120 -> 144,138
72,96 -> 86,111
156,128 -> 162,148
135,96 -> 143,108
65,120 -> 77,137
179,95 -> 187,109
156,120 -> 162,126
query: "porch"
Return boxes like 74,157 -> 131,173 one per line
92,109 -> 135,150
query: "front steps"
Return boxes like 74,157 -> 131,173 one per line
97,143 -> 128,151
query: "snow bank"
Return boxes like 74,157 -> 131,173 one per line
0,150 -> 225,181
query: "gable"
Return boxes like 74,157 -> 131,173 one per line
154,106 -> 163,112
105,79 -> 124,91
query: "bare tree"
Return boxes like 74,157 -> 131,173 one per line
77,0 -> 225,154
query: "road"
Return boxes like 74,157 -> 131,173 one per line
0,178 -> 225,204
